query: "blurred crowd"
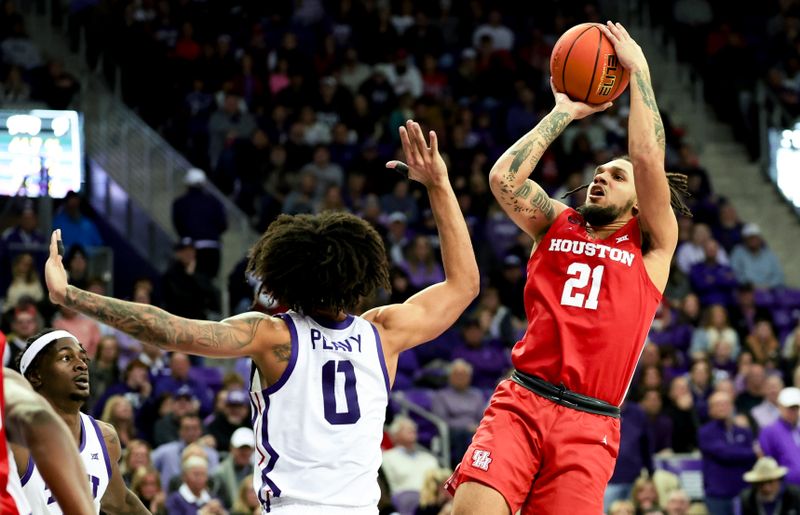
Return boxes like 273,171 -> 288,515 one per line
1,1 -> 800,515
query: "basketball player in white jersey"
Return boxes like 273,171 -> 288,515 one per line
43,120 -> 479,514
11,329 -> 151,514
3,368 -> 95,515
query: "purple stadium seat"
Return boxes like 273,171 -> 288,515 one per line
775,288 -> 800,309
392,491 -> 420,515
753,289 -> 775,308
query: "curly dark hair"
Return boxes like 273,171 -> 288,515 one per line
247,211 -> 391,315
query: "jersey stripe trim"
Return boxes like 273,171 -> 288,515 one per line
89,417 -> 113,479
19,456 -> 33,486
370,323 -> 391,395
309,314 -> 355,330
264,314 -> 299,396
259,397 -> 281,497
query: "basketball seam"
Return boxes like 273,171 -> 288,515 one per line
584,27 -> 603,103
561,25 -> 596,97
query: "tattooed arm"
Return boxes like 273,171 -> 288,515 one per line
601,22 -> 678,286
488,80 -> 613,240
44,233 -> 290,367
99,421 -> 152,515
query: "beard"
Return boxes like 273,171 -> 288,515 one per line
578,198 -> 635,227
70,390 -> 90,402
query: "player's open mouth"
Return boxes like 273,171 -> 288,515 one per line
589,185 -> 605,199
74,375 -> 89,388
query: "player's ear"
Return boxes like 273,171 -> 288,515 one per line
27,370 -> 43,390
632,200 -> 639,216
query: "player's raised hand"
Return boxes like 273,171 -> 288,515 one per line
387,120 -> 448,189
599,21 -> 647,73
550,78 -> 613,120
45,229 -> 68,305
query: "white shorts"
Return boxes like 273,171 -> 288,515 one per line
264,502 -> 378,515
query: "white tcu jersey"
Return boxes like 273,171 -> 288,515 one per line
250,312 -> 389,512
21,412 -> 110,514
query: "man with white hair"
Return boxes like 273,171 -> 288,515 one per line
759,387 -> 800,486
381,416 -> 440,496
166,455 -> 224,514
751,375 -> 784,430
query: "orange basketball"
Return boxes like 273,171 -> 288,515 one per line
550,23 -> 629,105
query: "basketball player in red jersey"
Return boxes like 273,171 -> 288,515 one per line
1,366 -> 95,515
447,22 -> 691,515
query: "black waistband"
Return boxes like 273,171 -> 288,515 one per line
511,370 -> 620,418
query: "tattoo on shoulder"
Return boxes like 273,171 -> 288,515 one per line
530,191 -> 555,221
273,343 -> 292,362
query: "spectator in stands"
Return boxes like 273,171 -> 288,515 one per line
165,455 -> 223,514
229,474 -> 259,515
450,318 -> 510,390
52,191 -> 103,251
131,466 -> 167,515
737,364 -> 767,415
52,304 -> 102,356
203,387 -> 248,449
162,238 -> 219,321
1,204 -> 46,283
401,235 -> 444,290
689,239 -> 738,307
122,439 -> 152,485
211,427 -> 254,509
3,303 -> 41,368
712,202 -> 744,253
604,400 -> 652,510
152,413 -> 220,492
87,335 -> 120,410
729,283 -> 774,343
100,394 -> 137,449
690,304 -> 740,361
431,359 -> 486,466
665,376 -> 699,452
153,385 -> 200,447
746,320 -> 781,366
640,388 -> 673,453
664,489 -> 691,515
631,476 -> 661,514
154,352 -> 213,415
752,375 -> 785,430
0,64 -> 30,104
783,324 -> 800,381
699,391 -> 758,515
302,144 -> 344,202
415,467 -> 453,515
759,387 -> 800,486
609,499 -> 635,515
4,252 -> 44,308
677,223 -> 728,274
63,244 -> 90,290
649,300 -> 694,360
207,92 -> 256,170
93,358 -> 153,420
731,224 -> 784,290
739,457 -> 800,515
381,416 -> 439,501
171,168 -> 228,278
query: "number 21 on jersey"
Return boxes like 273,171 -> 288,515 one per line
560,263 -> 604,310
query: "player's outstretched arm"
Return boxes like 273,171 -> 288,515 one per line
4,368 -> 96,515
600,21 -> 678,264
364,120 -> 479,353
45,230 -> 280,359
488,80 -> 612,239
97,421 -> 151,515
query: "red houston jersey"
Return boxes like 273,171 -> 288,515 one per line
512,208 -> 662,406
1,342 -> 28,515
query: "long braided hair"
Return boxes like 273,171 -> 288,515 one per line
247,211 -> 391,315
561,156 -> 693,217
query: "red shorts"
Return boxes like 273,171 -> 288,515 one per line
445,379 -> 620,514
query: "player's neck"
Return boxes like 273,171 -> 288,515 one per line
51,403 -> 83,445
310,308 -> 348,321
585,217 -> 630,240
